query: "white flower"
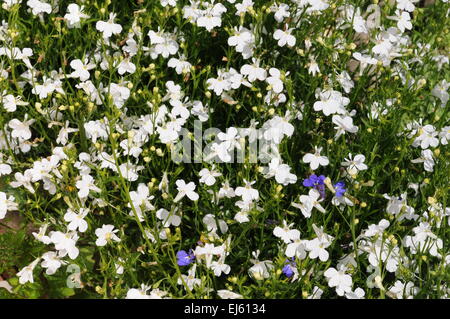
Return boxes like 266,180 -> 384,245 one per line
235,179 -> 259,202
272,3 -> 290,22
210,255 -> 231,276
396,0 -> 418,12
372,34 -> 393,57
50,231 -> 79,259
120,138 -> 142,158
129,183 -> 155,221
70,59 -> 96,82
263,157 -> 297,186
217,289 -> 243,299
352,52 -> 378,75
31,75 -> 63,99
431,80 -> 449,106
203,214 -> 228,236
341,153 -> 368,176
332,115 -> 359,139
206,71 -> 232,96
17,258 -> 40,284
306,57 -> 320,76
302,146 -> 329,170
403,222 -> 442,257
96,13 -> 122,39
0,162 -> 11,176
0,192 -> 18,219
177,264 -> 202,291
387,281 -> 418,299
1,94 -> 29,112
8,114 -> 35,140
412,125 -> 439,149
305,237 -> 331,262
395,11 -> 412,33
324,266 -> 353,296
115,258 -> 125,275
64,208 -> 89,232
2,0 -> 21,10
240,59 -> 266,82
292,189 -> 325,218
235,0 -> 253,15
41,251 -> 66,275
305,224 -> 333,262
126,284 -> 152,299
157,121 -> 180,143
261,112 -> 294,144
218,181 -> 235,198
119,162 -> 141,182
345,287 -> 366,299
195,243 -> 224,268
27,0 -> 51,15
363,219 -> 390,237
156,208 -> 181,227
64,3 -> 90,28
196,3 -> 226,31
56,121 -> 78,145
360,238 -> 400,273
117,57 -> 136,75
439,126 -> 450,145
152,35 -> 179,59
345,7 -> 368,33
158,172 -> 170,194
148,29 -> 166,45
307,286 -> 324,299
411,149 -> 435,172
313,90 -> 349,116
383,193 -> 418,221
32,224 -> 51,244
174,179 -> 199,202
218,126 -> 242,151
285,237 -> 307,260
76,174 -> 101,199
273,220 -> 300,244
227,26 -> 255,59
248,251 -> 274,280
161,0 -> 177,7
10,171 -> 35,194
304,0 -> 329,11
266,68 -> 284,93
168,56 -> 192,74
273,28 -> 296,47
234,210 -> 250,223
199,166 -> 222,186
228,26 -> 254,53
106,82 -> 130,108
95,224 -> 121,246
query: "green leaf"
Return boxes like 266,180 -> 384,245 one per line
8,277 -> 19,287
60,287 -> 76,297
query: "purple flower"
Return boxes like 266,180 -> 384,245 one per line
282,259 -> 296,278
334,181 -> 346,198
303,174 -> 326,198
302,174 -> 325,188
176,249 -> 195,266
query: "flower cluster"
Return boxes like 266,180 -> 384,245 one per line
0,0 -> 448,300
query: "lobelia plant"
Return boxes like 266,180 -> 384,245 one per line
0,0 -> 448,299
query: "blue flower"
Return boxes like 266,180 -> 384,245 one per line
303,174 -> 326,198
282,259 -> 296,278
302,174 -> 325,188
334,181 -> 346,197
176,249 -> 195,266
